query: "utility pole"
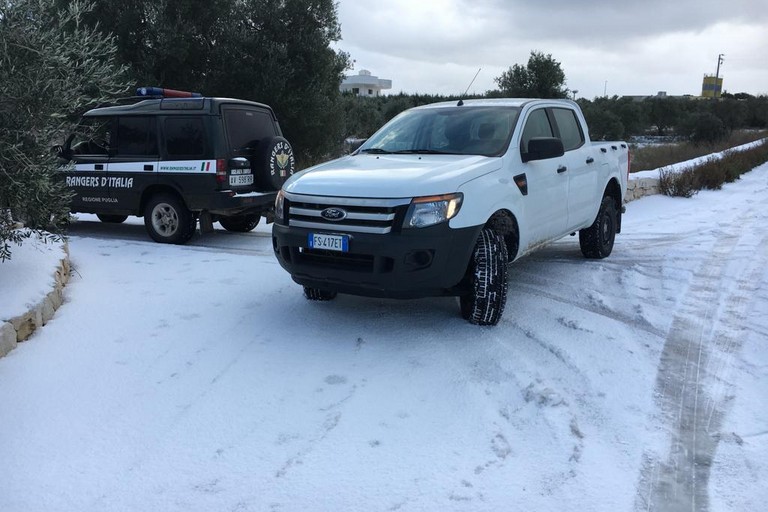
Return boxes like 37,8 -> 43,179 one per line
604,80 -> 607,97
714,53 -> 724,98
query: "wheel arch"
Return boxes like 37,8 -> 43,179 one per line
140,185 -> 188,216
484,209 -> 520,262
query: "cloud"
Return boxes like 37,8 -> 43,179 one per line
336,0 -> 768,98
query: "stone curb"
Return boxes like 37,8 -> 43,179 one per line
626,176 -> 660,202
0,242 -> 70,358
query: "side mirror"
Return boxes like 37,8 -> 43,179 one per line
346,138 -> 367,154
522,137 -> 564,162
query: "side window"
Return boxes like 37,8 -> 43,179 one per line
520,109 -> 554,153
115,117 -> 158,157
224,108 -> 276,153
164,117 -> 205,158
552,108 -> 584,151
70,117 -> 112,156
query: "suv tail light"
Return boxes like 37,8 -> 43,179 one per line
216,159 -> 227,184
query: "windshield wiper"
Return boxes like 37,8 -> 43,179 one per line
392,149 -> 458,155
359,148 -> 392,154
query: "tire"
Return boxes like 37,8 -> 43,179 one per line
143,193 -> 196,244
579,196 -> 617,259
303,286 -> 338,301
96,214 -> 128,224
218,214 -> 260,233
255,136 -> 296,190
459,229 -> 509,326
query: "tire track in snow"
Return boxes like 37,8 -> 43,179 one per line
635,199 -> 768,512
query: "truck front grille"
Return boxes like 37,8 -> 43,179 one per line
284,193 -> 410,234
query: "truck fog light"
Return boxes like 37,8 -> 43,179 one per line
404,193 -> 463,228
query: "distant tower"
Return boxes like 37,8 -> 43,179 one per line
701,75 -> 723,98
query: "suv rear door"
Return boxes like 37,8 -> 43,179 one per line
108,116 -> 159,210
222,106 -> 279,191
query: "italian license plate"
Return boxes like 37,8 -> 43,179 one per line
229,173 -> 253,186
308,233 -> 349,252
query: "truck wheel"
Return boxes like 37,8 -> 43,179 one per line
303,286 -> 338,301
459,229 -> 508,326
96,214 -> 128,224
219,214 -> 260,232
144,193 -> 196,244
579,196 -> 617,259
255,136 -> 296,190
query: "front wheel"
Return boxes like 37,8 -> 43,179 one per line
303,286 -> 337,301
143,193 -> 196,244
219,214 -> 260,232
579,196 -> 617,259
459,229 -> 508,326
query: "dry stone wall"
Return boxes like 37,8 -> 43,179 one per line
626,176 -> 660,202
0,244 -> 70,358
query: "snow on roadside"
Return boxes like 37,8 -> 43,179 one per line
0,233 -> 66,321
0,162 -> 765,511
630,138 -> 767,180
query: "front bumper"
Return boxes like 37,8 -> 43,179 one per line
272,222 -> 483,299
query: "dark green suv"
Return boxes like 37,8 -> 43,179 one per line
58,88 -> 295,244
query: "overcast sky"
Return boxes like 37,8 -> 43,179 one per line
334,0 -> 767,99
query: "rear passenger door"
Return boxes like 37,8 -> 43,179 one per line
552,107 -> 597,230
108,116 -> 159,210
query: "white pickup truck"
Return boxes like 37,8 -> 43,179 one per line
272,99 -> 629,325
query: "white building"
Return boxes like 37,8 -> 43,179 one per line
340,69 -> 392,97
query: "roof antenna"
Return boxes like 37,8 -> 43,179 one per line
457,68 -> 481,106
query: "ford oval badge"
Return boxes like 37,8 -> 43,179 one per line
320,207 -> 347,221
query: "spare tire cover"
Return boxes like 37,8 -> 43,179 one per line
256,136 -> 296,190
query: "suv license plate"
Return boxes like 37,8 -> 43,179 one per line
229,174 -> 253,186
308,233 -> 349,252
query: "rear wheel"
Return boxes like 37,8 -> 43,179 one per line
579,196 -> 617,259
219,214 -> 260,232
459,229 -> 508,326
143,193 -> 196,244
96,214 -> 128,224
303,286 -> 338,301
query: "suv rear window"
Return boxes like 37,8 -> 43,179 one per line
165,117 -> 205,157
224,108 -> 276,153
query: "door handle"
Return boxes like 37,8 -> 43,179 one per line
557,165 -> 568,173
144,164 -> 153,171
94,164 -> 104,171
586,157 -> 594,164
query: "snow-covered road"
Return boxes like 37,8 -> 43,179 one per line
1,166 -> 767,512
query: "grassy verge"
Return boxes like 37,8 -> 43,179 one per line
631,130 -> 768,172
659,139 -> 768,198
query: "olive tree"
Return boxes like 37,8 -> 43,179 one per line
0,0 -> 128,260
495,51 -> 569,99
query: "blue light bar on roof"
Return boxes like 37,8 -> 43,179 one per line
136,87 -> 202,98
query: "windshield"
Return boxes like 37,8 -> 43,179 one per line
360,106 -> 520,156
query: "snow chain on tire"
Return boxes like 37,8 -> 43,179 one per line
460,228 -> 509,326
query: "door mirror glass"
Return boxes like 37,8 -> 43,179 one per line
522,137 -> 564,162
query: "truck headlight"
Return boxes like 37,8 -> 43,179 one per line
404,193 -> 463,228
275,189 -> 285,223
